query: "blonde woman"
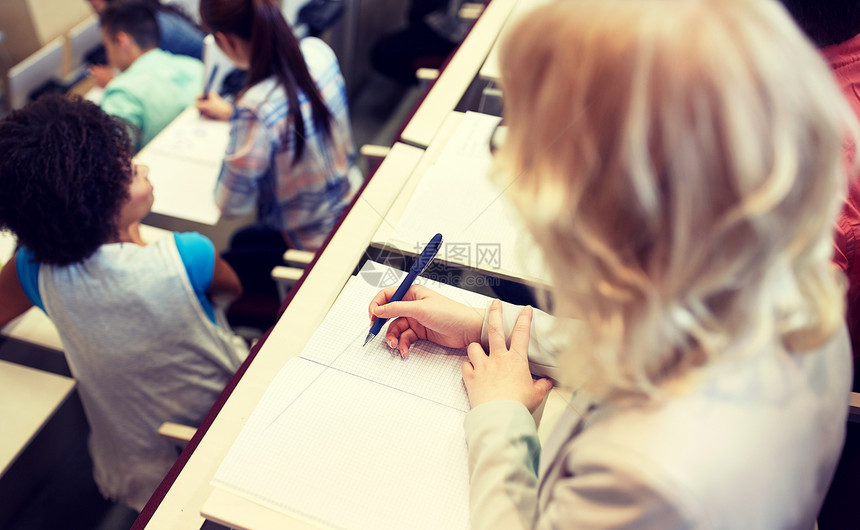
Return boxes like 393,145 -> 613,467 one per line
368,0 -> 855,527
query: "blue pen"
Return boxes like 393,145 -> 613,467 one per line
364,233 -> 444,347
201,65 -> 219,101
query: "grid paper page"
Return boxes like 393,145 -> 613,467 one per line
298,261 -> 493,412
212,357 -> 470,530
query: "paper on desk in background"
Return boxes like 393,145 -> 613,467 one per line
134,106 -> 229,225
84,86 -> 104,105
143,106 -> 231,164
209,261 -> 495,530
135,151 -> 222,225
433,110 -> 500,166
392,111 -> 550,284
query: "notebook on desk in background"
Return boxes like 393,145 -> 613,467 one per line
203,260 -> 495,529
141,106 -> 231,165
390,111 -> 550,285
133,106 -> 230,225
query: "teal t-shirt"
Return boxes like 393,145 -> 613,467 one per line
100,49 -> 204,149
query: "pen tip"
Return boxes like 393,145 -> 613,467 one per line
363,332 -> 374,347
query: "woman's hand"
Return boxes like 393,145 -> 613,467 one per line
369,284 -> 484,358
196,92 -> 234,121
462,300 -> 553,413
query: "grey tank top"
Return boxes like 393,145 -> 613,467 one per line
39,236 -> 244,510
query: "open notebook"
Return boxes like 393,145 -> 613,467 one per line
206,260 -> 495,529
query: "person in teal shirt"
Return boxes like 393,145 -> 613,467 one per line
99,1 -> 203,149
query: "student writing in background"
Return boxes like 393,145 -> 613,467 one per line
97,0 -> 204,150
369,0 -> 854,527
0,95 -> 247,512
88,0 -> 206,87
196,0 -> 361,326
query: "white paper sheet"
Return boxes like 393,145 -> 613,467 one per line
211,262 -> 497,529
144,106 -> 231,165
134,151 -> 222,225
133,106 -> 230,225
391,112 -> 549,282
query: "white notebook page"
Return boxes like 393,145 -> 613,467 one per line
211,261 -> 496,529
298,261 -> 492,412
133,150 -> 222,225
143,106 -> 231,165
212,357 -> 470,530
391,111 -> 549,283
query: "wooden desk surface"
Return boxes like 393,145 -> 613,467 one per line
478,0 -> 551,82
399,0 -> 516,148
0,229 -> 63,352
0,359 -> 75,477
144,143 -> 426,529
66,75 -> 96,98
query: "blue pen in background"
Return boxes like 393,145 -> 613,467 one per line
364,233 -> 444,347
201,65 -> 219,101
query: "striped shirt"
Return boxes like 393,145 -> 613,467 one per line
214,37 -> 360,250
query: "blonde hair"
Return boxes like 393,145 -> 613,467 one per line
494,0 -> 856,395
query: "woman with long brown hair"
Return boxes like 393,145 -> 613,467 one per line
197,0 -> 360,319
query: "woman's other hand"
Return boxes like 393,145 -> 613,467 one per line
462,301 -> 553,413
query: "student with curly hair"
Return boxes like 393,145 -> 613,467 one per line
0,95 -> 246,511
369,0 -> 854,527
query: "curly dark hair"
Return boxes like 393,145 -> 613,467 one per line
0,94 -> 134,266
